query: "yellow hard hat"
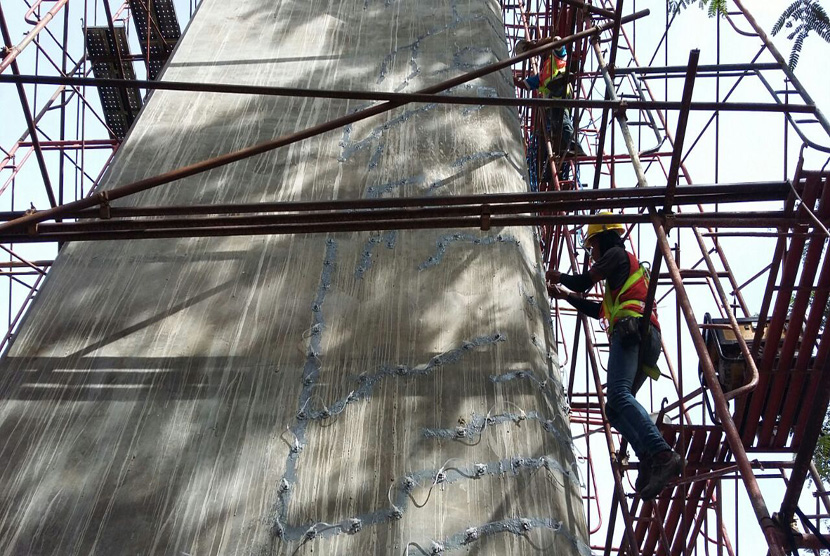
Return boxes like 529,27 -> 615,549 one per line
585,213 -> 624,243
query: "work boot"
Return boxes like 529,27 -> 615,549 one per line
640,450 -> 683,501
634,455 -> 652,494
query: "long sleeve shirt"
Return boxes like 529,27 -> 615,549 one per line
558,246 -> 631,320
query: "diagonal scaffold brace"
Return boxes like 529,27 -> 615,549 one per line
0,9 -> 650,236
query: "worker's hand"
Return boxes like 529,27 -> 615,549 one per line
512,75 -> 526,89
547,283 -> 568,300
546,269 -> 561,284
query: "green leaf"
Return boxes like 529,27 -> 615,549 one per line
764,0 -> 828,69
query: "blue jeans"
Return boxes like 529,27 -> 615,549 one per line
605,323 -> 671,458
547,108 -> 573,153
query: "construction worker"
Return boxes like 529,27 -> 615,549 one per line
546,216 -> 683,500
513,37 -> 573,156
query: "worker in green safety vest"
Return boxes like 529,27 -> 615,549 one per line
546,214 -> 683,501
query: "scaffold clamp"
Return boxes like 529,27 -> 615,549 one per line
658,208 -> 675,230
98,192 -> 111,219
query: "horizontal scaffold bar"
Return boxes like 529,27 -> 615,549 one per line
0,74 -> 816,114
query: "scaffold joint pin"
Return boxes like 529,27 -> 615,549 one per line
99,192 -> 111,219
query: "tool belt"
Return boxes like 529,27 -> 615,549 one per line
615,316 -> 643,348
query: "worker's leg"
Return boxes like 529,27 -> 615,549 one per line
547,108 -> 564,153
630,325 -> 660,395
639,325 -> 683,499
560,110 -> 573,152
604,328 -> 671,459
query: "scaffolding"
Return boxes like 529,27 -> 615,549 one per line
1,0 -> 829,554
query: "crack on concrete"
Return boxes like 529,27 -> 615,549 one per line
521,283 -> 550,324
266,246 -> 575,551
366,175 -> 426,199
279,455 -> 579,544
368,143 -> 384,169
422,411 -> 576,456
449,149 -> 506,169
339,103 -> 439,163
521,289 -> 555,365
269,238 -> 337,539
263,4 -> 575,545
424,147 -> 505,194
363,0 -> 396,10
489,368 -> 567,416
453,46 -> 497,70
418,232 -> 519,271
355,149 -> 507,281
339,89 -> 509,170
355,231 -> 398,280
376,2 -> 494,88
301,333 -> 505,420
425,50 -> 510,112
421,516 -> 594,555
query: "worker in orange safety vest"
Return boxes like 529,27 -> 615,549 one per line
546,215 -> 683,500
513,37 -> 573,155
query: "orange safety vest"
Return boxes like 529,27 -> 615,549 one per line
538,54 -> 567,97
599,251 -> 661,336
600,252 -> 662,380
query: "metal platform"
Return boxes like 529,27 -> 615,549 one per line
735,171 -> 830,452
84,26 -> 142,139
128,0 -> 180,80
631,425 -> 727,556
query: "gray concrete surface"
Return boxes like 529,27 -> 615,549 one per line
0,0 -> 588,554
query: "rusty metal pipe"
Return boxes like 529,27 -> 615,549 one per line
0,0 -> 68,75
732,0 -> 830,141
750,192 -> 796,358
560,0 -> 616,19
1,74 -> 809,113
691,228 -> 759,401
611,62 -> 779,75
640,51 -> 699,358
31,207 -> 798,232
590,36 -> 651,189
0,10 -> 652,236
0,181 -> 791,220
650,213 -> 786,556
0,5 -> 58,209
665,50 -> 699,205
0,211 -> 807,244
4,213 -> 806,242
778,352 -> 830,529
607,0 -> 624,74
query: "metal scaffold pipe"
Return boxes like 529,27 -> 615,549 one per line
0,73 -> 816,114
651,214 -> 786,556
0,0 -> 68,75
0,4 -> 58,209
590,36 -> 649,188
732,0 -> 830,142
0,9 -> 651,236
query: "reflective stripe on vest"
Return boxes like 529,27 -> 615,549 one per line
600,252 -> 660,336
538,55 -> 567,97
601,265 -> 647,336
